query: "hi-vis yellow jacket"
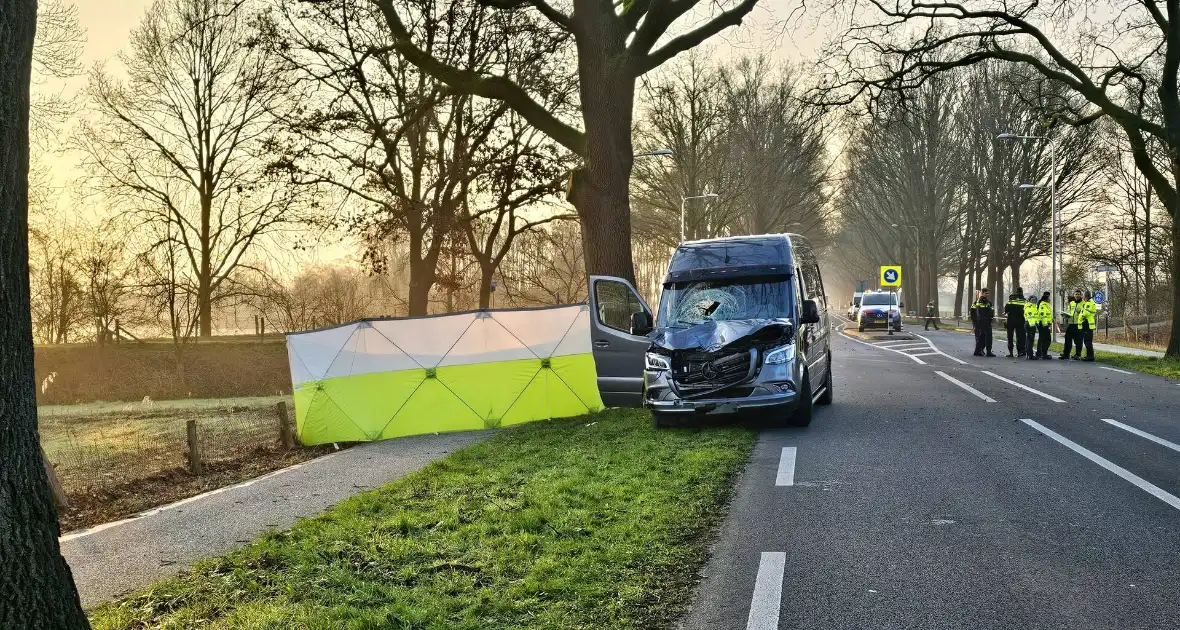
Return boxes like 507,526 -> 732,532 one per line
1076,299 -> 1097,327
1036,300 -> 1053,326
1024,300 -> 1039,325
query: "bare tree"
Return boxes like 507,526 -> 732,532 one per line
500,220 -> 587,306
28,224 -> 87,344
367,0 -> 765,284
0,0 -> 91,624
261,0 -> 563,314
633,55 -> 833,246
79,232 -> 138,344
461,111 -> 574,308
631,51 -> 734,246
813,1 -> 1180,356
77,0 -> 304,338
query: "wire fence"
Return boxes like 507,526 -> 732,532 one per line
41,401 -> 291,493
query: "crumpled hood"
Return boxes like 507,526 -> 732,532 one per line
649,319 -> 794,352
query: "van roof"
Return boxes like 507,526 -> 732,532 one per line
665,233 -> 808,284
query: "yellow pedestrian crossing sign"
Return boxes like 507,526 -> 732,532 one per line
880,265 -> 902,287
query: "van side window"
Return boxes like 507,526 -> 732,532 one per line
594,280 -> 646,333
796,251 -> 822,300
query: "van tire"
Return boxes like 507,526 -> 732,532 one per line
789,372 -> 813,427
816,358 -> 833,406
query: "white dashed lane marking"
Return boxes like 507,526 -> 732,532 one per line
935,371 -> 996,403
776,447 -> 797,486
1022,419 -> 1180,512
745,552 -> 787,630
982,371 -> 1066,403
1101,419 -> 1180,454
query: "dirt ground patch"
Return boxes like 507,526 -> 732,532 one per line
58,443 -> 339,533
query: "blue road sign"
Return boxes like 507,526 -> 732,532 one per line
1094,291 -> 1104,304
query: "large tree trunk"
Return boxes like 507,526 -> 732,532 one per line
1010,260 -> 1022,295
477,262 -> 494,310
0,2 -> 91,626
570,10 -> 637,284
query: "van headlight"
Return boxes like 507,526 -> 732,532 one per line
645,352 -> 671,371
764,343 -> 795,365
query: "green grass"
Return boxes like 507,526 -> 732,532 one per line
88,409 -> 756,630
1048,342 -> 1180,380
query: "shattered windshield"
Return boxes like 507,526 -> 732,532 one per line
655,276 -> 794,328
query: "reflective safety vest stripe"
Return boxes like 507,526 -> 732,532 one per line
1067,301 -> 1079,325
1037,301 -> 1053,326
1024,302 -> 1038,323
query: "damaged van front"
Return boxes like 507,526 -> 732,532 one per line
636,235 -> 832,427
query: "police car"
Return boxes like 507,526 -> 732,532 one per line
857,290 -> 902,332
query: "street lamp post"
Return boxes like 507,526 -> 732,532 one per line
681,193 -> 718,242
998,132 -> 1059,340
892,223 -> 919,310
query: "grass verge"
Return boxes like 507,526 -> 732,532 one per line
89,409 -> 756,630
1048,342 -> 1180,380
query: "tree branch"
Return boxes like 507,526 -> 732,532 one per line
631,0 -> 759,76
370,0 -> 586,154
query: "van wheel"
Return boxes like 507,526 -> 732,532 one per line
816,359 -> 833,406
789,372 -> 813,427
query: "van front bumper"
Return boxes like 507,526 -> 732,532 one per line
647,390 -> 798,415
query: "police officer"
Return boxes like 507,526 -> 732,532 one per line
1060,290 -> 1082,360
1023,294 -> 1040,360
924,300 -> 939,330
1078,290 -> 1097,361
970,288 -> 996,357
1004,287 -> 1027,358
1036,291 -> 1053,359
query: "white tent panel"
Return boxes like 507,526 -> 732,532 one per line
491,306 -> 582,358
438,314 -> 538,367
370,313 -> 478,368
551,307 -> 594,357
287,323 -> 358,384
324,322 -> 419,379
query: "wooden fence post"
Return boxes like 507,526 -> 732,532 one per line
186,419 -> 203,475
40,446 -> 69,511
276,401 -> 295,449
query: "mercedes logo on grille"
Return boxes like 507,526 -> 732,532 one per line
702,363 -> 718,379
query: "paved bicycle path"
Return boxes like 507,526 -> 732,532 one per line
61,431 -> 491,608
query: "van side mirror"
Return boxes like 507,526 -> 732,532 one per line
630,311 -> 653,336
800,299 -> 821,325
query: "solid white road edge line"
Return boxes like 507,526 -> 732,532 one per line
908,352 -> 941,357
1021,419 -> 1180,512
746,552 -> 787,630
776,447 -> 797,486
1098,366 -> 1134,375
1102,418 -> 1180,455
59,450 -> 345,543
982,371 -> 1066,403
935,371 -> 997,403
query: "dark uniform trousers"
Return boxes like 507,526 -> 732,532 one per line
1037,324 -> 1052,357
1006,319 -> 1025,356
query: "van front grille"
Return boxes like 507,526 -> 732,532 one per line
672,349 -> 754,394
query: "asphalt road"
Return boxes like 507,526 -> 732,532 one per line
61,430 -> 490,608
680,320 -> 1180,630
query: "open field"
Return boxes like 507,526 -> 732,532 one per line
35,341 -> 290,405
88,409 -> 755,629
39,395 -> 335,532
